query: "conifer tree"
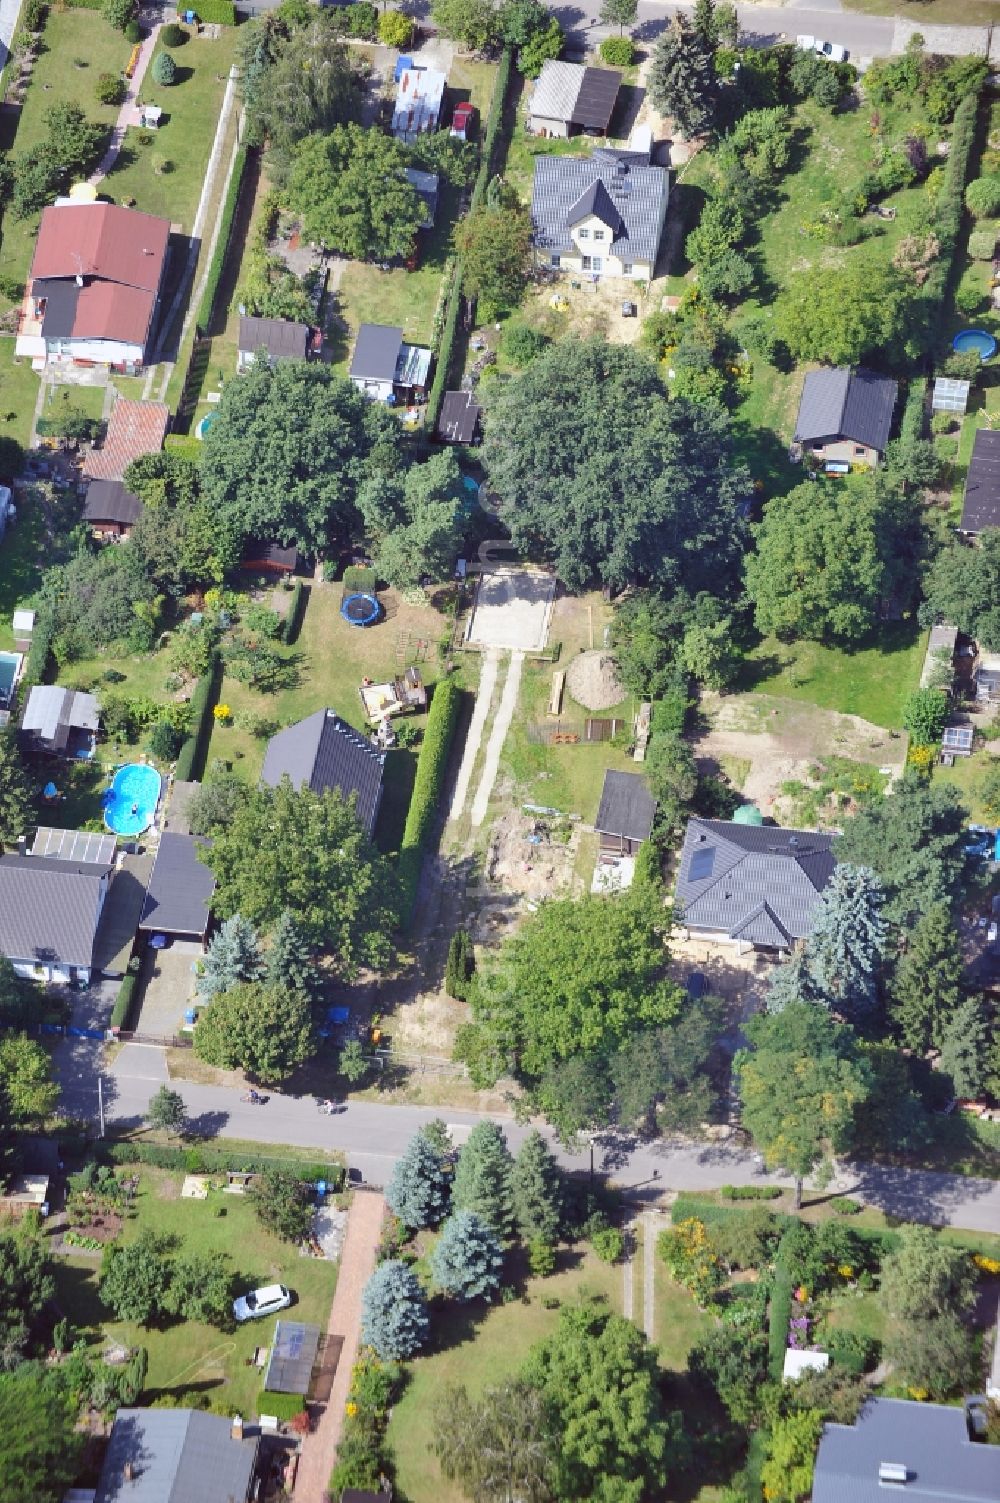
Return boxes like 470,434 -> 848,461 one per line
889,903 -> 962,1054
196,914 -> 264,1003
0,731 -> 33,850
361,1260 -> 429,1359
386,1125 -> 453,1230
805,864 -> 887,1022
430,1210 -> 503,1300
267,908 -> 320,998
511,1130 -> 563,1245
937,998 -> 992,1099
452,1121 -> 516,1241
647,14 -> 717,139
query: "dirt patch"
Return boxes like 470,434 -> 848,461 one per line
474,808 -> 585,936
565,649 -> 625,711
666,932 -> 776,1023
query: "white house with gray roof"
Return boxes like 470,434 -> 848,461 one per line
812,1398 -> 997,1503
21,684 -> 99,756
0,851 -> 111,983
675,817 -> 837,951
794,366 -> 898,467
531,147 -> 669,282
94,1407 -> 259,1503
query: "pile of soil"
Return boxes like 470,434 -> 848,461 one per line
566,650 -> 625,711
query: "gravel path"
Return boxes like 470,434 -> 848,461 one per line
449,648 -> 498,821
294,1191 -> 384,1503
470,650 -> 523,827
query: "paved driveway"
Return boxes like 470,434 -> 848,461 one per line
132,945 -> 199,1038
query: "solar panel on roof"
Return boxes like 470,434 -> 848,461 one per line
689,847 -> 715,882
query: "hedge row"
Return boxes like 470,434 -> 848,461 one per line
720,1183 -> 783,1201
110,971 -> 139,1030
103,1139 -> 346,1185
23,610 -> 54,686
60,0 -> 103,9
261,1392 -> 307,1422
196,144 -> 248,337
767,1264 -> 793,1380
398,677 -> 461,923
174,650 -> 221,781
193,0 -> 235,22
282,580 -> 306,645
913,88 -> 981,353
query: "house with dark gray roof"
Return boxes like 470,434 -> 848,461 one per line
959,427 -> 1000,536
0,851 -> 111,984
532,147 -> 669,282
528,60 -> 622,137
237,314 -> 309,371
262,710 -> 385,838
675,817 -> 837,951
436,390 -> 481,445
794,366 -> 898,467
138,832 -> 215,944
21,684 -> 99,756
349,323 -> 432,404
94,1407 -> 259,1503
83,478 -> 144,539
812,1398 -> 996,1503
595,770 -> 656,856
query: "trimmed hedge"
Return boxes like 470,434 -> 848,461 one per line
767,1265 -> 793,1379
61,0 -> 103,9
23,610 -> 54,686
103,1139 -> 345,1185
398,677 -> 461,923
196,145 -> 248,336
282,580 -> 306,645
261,1392 -> 307,1422
912,88 -> 981,354
174,650 -> 221,781
193,0 -> 235,21
110,971 -> 139,1030
720,1183 -> 783,1201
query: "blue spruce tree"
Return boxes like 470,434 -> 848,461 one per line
430,1210 -> 503,1300
196,914 -> 264,1003
385,1125 -> 453,1230
360,1260 -> 429,1359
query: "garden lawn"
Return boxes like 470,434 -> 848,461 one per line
103,28 -> 240,235
842,0 -> 996,24
653,1256 -> 714,1370
387,1250 -> 621,1503
932,747 -> 993,823
447,57 -> 498,120
0,486 -> 45,648
740,622 -> 927,729
0,11 -> 133,308
0,358 -> 43,454
51,1165 -> 338,1417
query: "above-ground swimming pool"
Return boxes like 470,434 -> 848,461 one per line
0,651 -> 22,709
103,763 -> 162,836
952,329 -> 997,361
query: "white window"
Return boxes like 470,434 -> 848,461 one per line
593,230 -> 605,241
550,254 -> 561,268
622,262 -> 633,275
591,256 -> 603,272
854,445 -> 866,457
582,255 -> 592,270
578,228 -> 589,239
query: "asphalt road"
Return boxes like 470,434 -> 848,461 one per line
55,1039 -> 1000,1234
553,0 -> 897,58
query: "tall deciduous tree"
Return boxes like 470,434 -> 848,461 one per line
902,688 -> 949,747
481,339 -> 751,593
386,1124 -> 453,1230
511,1130 -> 563,1245
0,1368 -> 84,1503
803,864 -> 887,1023
361,1260 -> 429,1359
533,1055 -> 612,1146
610,998 -> 724,1133
194,982 -> 314,1082
454,199 -> 532,321
201,359 -> 396,556
100,1233 -> 173,1325
164,1250 -> 234,1327
835,775 -> 971,926
452,1122 -> 516,1241
921,530 -> 1000,651
433,1378 -> 557,1503
240,16 -> 360,182
760,1410 -> 824,1503
288,125 -> 425,261
0,1034 -> 57,1128
202,780 -> 397,967
431,1210 -> 503,1300
359,451 -> 465,589
196,914 -> 264,1003
0,1232 -> 56,1369
736,1003 -> 873,1207
0,732 -> 33,850
647,13 -> 717,138
146,1085 -> 188,1138
884,1311 -> 976,1398
600,0 -> 637,36
888,903 -> 962,1053
266,908 -> 320,999
776,257 -> 907,364
880,1225 -> 976,1322
430,0 -> 499,51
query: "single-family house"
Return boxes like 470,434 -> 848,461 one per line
349,323 -> 431,404
527,60 -> 622,138
83,397 -> 170,483
15,201 -> 171,373
83,478 -> 144,539
404,167 -> 440,229
793,366 -> 898,467
436,391 -> 481,445
21,685 -> 99,756
532,147 -> 669,282
262,709 -> 385,839
94,1408 -> 259,1503
237,314 -> 310,371
595,770 -> 656,857
138,832 -> 216,946
392,66 -> 446,142
959,428 -> 1000,536
0,852 -> 111,983
675,816 -> 837,951
812,1397 -> 996,1503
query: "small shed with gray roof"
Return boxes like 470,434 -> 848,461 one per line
263,709 -> 385,838
138,832 -> 215,944
21,684 -> 99,755
528,60 -> 622,137
595,770 -> 656,856
0,852 -> 112,983
812,1397 -> 997,1503
349,323 -> 431,404
675,817 -> 837,951
794,366 -> 898,466
238,315 -> 309,371
959,427 -> 1000,536
94,1407 -> 259,1503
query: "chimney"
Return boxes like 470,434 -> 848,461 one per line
16,834 -> 26,855
878,1463 -> 908,1486
231,1415 -> 244,1442
124,1462 -> 134,1482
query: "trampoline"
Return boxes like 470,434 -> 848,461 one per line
952,329 -> 997,361
103,763 -> 162,837
341,591 -> 381,627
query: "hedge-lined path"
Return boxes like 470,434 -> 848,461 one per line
470,649 -> 523,827
293,1190 -> 384,1503
88,17 -> 163,186
448,647 -> 499,821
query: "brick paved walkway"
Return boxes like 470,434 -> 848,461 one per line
294,1191 -> 384,1503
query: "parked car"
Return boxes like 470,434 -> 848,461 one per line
451,101 -> 474,140
233,1283 -> 291,1322
796,34 -> 848,61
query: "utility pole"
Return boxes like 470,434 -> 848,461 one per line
98,1076 -> 105,1139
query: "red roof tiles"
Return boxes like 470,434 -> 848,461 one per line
84,398 -> 169,481
31,203 -> 170,292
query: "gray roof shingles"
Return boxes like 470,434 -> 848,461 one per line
95,1408 -> 258,1503
571,65 -> 622,129
675,818 -> 836,943
84,479 -> 144,527
138,832 -> 215,939
238,315 -> 309,361
594,770 -> 656,843
960,427 -> 1000,533
350,323 -> 403,383
528,60 -> 621,130
794,367 -> 898,453
262,710 -> 385,837
22,685 -> 99,742
532,151 -> 669,266
0,853 -> 110,969
812,1398 -> 998,1503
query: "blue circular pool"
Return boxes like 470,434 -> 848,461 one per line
103,763 -> 162,836
952,328 -> 996,360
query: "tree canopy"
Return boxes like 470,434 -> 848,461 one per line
239,14 -> 361,182
288,125 -> 425,261
193,982 -> 315,1082
647,14 -> 717,139
200,359 -> 397,556
385,1124 -> 453,1230
430,1210 -> 503,1300
482,339 -> 750,592
888,903 -> 962,1054
920,530 -> 1000,651
776,257 -> 907,365
454,199 -> 532,321
0,1231 -> 56,1370
0,1367 -> 84,1503
433,1378 -> 556,1503
835,775 -> 971,926
361,1259 -> 429,1359
359,451 -> 465,589
0,733 -> 33,851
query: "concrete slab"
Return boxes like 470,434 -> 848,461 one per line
132,946 -> 198,1038
467,567 -> 555,652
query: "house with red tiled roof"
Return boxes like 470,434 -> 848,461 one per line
16,201 -> 171,373
83,398 -> 169,483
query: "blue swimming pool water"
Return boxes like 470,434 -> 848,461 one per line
0,651 -> 21,706
952,328 -> 997,360
104,763 -> 162,836
462,474 -> 480,494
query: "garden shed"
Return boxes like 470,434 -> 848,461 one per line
264,1320 -> 321,1395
